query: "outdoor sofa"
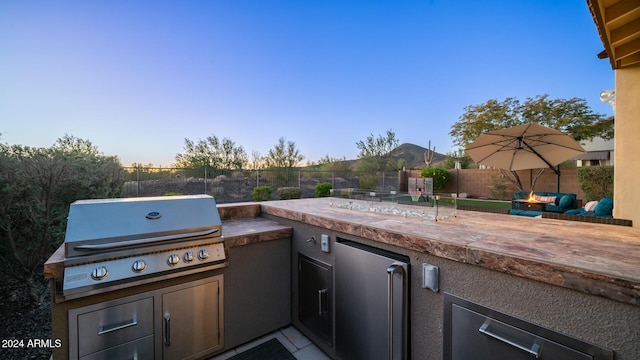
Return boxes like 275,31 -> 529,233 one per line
563,197 -> 613,218
543,197 -> 632,226
510,191 -> 579,217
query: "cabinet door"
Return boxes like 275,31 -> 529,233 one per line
298,254 -> 332,344
162,277 -> 223,360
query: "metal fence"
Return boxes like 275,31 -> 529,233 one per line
121,167 -> 400,204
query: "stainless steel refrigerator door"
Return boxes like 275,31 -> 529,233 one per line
335,240 -> 408,360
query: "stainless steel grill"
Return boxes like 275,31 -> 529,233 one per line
62,195 -> 226,299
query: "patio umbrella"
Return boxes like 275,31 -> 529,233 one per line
464,122 -> 586,175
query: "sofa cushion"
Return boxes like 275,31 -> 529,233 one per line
558,194 -> 576,209
564,208 -> 584,215
594,197 -> 613,217
519,210 -> 542,217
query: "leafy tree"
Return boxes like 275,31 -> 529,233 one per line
0,135 -> 123,305
396,158 -> 408,171
355,129 -> 399,172
247,150 -> 264,170
450,95 -> 612,191
317,154 -> 344,165
450,95 -> 611,147
264,137 -> 304,168
441,149 -> 472,169
127,163 -> 176,181
174,135 -> 248,169
316,155 -> 351,178
263,138 -> 304,187
420,167 -> 450,192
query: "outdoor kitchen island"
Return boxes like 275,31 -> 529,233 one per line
258,198 -> 639,360
45,202 -> 294,360
45,198 -> 639,359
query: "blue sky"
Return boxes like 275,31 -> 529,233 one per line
0,1 -> 613,167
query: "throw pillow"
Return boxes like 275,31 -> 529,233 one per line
558,194 -> 576,209
584,200 -> 598,212
534,195 -> 556,203
594,197 -> 613,216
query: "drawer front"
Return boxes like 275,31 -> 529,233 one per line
450,304 -> 592,360
444,294 -> 613,360
80,334 -> 154,360
76,297 -> 154,357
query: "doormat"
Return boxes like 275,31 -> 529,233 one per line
229,338 -> 296,360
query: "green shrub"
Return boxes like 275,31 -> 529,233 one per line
420,167 -> 450,192
489,175 -> 507,200
164,192 -> 183,196
277,187 -> 302,200
577,166 -> 614,201
315,182 -> 333,197
252,186 -> 273,201
358,174 -> 378,191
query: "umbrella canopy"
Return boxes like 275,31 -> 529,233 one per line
465,123 -> 586,175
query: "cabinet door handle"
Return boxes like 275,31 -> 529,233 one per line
479,320 -> 542,358
318,289 -> 327,316
164,313 -> 171,347
97,318 -> 138,335
387,263 -> 405,360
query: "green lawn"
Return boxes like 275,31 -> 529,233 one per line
442,198 -> 511,209
382,194 -> 511,210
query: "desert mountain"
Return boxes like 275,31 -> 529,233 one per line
334,143 -> 447,170
389,143 -> 447,169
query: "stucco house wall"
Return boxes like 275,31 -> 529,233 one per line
614,67 -> 640,225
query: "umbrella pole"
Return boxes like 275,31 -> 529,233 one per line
556,165 -> 560,192
530,169 -> 533,190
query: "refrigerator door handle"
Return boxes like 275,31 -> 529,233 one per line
387,263 -> 405,360
318,288 -> 327,316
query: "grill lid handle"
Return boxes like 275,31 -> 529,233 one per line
72,228 -> 219,252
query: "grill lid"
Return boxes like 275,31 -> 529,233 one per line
64,195 -> 222,258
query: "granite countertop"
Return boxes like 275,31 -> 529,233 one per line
259,198 -> 640,307
43,198 -> 640,307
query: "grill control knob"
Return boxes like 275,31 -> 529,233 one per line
167,254 -> 180,266
91,266 -> 108,281
183,251 -> 194,263
132,259 -> 147,272
198,249 -> 209,260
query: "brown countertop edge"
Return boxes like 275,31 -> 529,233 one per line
259,198 -> 640,307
